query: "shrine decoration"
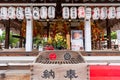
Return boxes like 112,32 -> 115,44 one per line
48,6 -> 55,19
91,22 -> 104,41
85,7 -> 92,19
66,32 -> 70,50
70,7 -> 77,19
92,7 -> 100,20
108,7 -> 116,19
51,23 -> 57,38
33,7 -> 40,20
8,7 -> 16,19
51,21 -> 69,37
16,7 -> 24,20
78,22 -> 84,30
116,7 -> 120,19
100,7 -> 107,19
78,7 -> 85,19
40,6 -> 47,19
25,7 -> 32,20
53,33 -> 67,49
0,7 -> 8,20
21,19 -> 26,37
62,7 -> 69,19
33,21 -> 38,37
49,52 -> 56,60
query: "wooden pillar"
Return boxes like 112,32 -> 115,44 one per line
66,32 -> 70,50
84,19 -> 92,51
19,25 -> 22,48
106,19 -> 111,49
25,19 -> 33,52
4,20 -> 10,49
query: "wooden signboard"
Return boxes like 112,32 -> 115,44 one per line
31,50 -> 89,80
31,64 -> 89,80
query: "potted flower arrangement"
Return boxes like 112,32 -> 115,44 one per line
52,33 -> 67,50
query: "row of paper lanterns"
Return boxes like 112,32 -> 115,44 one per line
0,6 -> 55,20
63,7 -> 120,20
0,6 -> 120,20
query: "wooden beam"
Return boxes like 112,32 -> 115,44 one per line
4,20 -> 10,49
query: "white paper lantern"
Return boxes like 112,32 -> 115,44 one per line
40,6 -> 47,19
16,7 -> 24,20
100,7 -> 107,19
1,7 -> 8,20
8,7 -> 16,19
78,7 -> 85,18
116,7 -> 120,19
62,7 -> 69,19
33,7 -> 40,20
70,7 -> 77,19
92,7 -> 100,20
108,7 -> 116,19
25,7 -> 32,20
85,7 -> 91,19
48,6 -> 55,19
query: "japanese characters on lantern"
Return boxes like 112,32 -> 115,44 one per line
85,7 -> 92,19
16,7 -> 24,20
70,7 -> 77,19
33,7 -> 40,20
62,7 -> 70,19
40,6 -> 47,19
100,7 -> 107,19
116,7 -> 120,19
92,7 -> 100,20
0,7 -> 8,20
108,7 -> 116,19
8,7 -> 16,19
48,6 -> 55,19
78,7 -> 85,18
25,7 -> 32,20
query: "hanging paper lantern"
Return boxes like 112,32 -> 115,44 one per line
62,7 -> 69,19
100,7 -> 107,19
1,7 -> 8,20
33,7 -> 40,20
70,7 -> 77,19
85,7 -> 91,19
116,7 -> 120,19
78,7 -> 85,18
8,7 -> 16,19
108,7 -> 116,19
40,6 -> 47,19
25,7 -> 32,20
48,6 -> 55,19
16,7 -> 24,20
92,7 -> 100,20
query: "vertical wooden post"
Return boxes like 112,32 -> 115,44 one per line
84,19 -> 92,51
25,19 -> 33,52
19,24 -> 22,48
66,32 -> 70,50
106,19 -> 111,49
4,20 -> 10,49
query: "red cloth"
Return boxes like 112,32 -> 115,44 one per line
90,65 -> 120,80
